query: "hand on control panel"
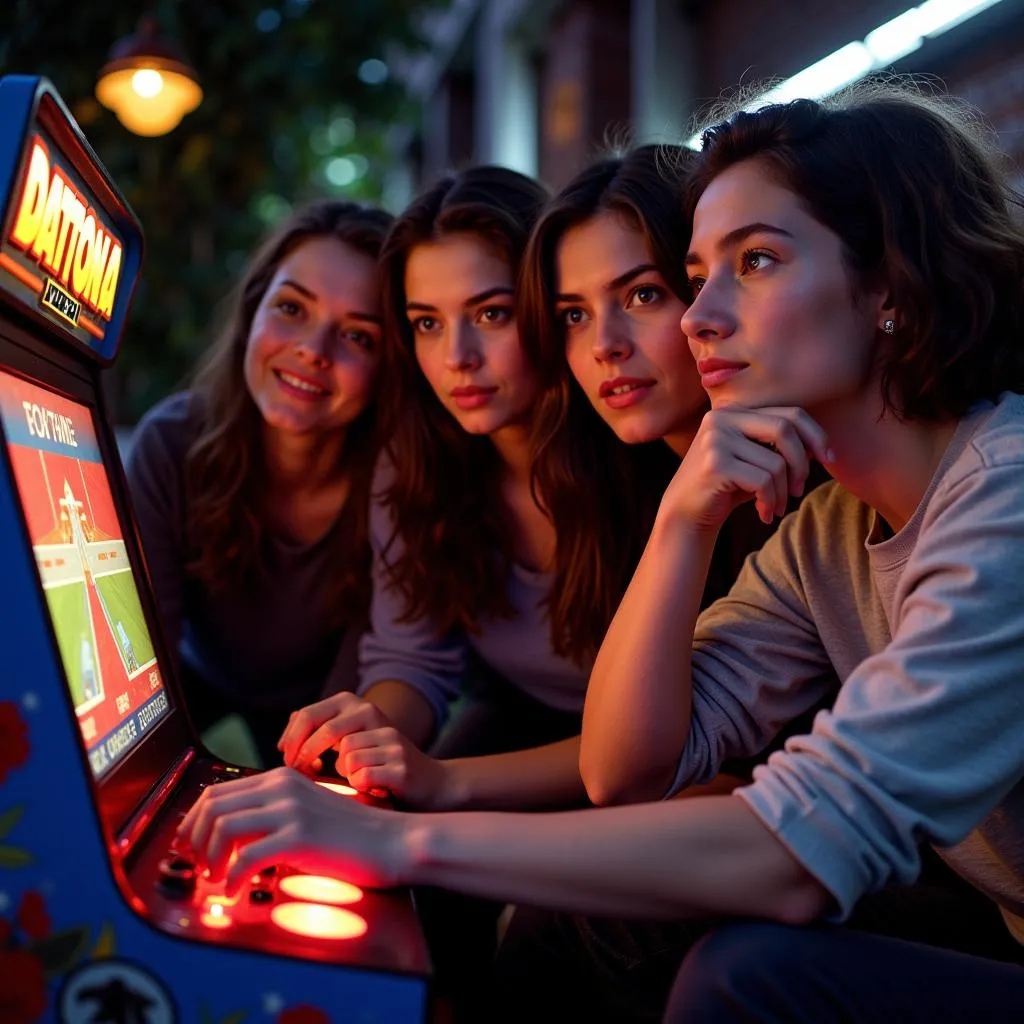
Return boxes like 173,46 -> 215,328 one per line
175,767 -> 409,896
278,692 -> 392,775
277,694 -> 454,809
333,725 -> 453,811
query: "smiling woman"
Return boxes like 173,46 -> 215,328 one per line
243,236 -> 382,435
125,200 -> 393,768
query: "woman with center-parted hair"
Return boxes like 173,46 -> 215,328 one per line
277,164 -> 674,807
127,199 -> 391,768
522,144 -> 818,620
492,142 -> 830,1021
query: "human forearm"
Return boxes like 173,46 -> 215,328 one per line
439,736 -> 586,811
362,681 -> 437,748
581,518 -> 718,805
400,795 -> 830,922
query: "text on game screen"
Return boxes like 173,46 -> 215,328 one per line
0,369 -> 170,778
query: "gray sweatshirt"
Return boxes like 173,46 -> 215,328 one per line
670,392 -> 1024,942
126,392 -> 362,712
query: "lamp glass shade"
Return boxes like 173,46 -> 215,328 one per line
96,57 -> 202,137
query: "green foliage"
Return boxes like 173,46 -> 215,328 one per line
0,803 -> 31,866
1,0 -> 429,420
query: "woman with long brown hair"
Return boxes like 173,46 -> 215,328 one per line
278,165 -> 673,810
521,144 -> 797,620
274,166 -> 678,1018
127,199 -> 391,767
491,142 -> 826,1020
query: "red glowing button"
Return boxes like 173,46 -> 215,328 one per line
278,875 -> 363,905
271,902 -> 367,940
316,781 -> 357,796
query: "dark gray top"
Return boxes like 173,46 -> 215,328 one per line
126,392 -> 361,713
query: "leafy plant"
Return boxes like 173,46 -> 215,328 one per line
1,0 -> 432,421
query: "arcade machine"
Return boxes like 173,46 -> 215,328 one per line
0,76 -> 431,1024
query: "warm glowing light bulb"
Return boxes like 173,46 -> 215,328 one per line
96,62 -> 202,137
131,69 -> 163,97
279,875 -> 364,905
271,902 -> 367,940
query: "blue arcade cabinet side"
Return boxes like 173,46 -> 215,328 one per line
0,76 -> 431,1024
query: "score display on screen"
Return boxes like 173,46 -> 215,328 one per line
0,369 -> 170,778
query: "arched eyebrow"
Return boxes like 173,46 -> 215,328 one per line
276,278 -> 381,325
556,262 -> 658,303
406,286 -> 514,314
348,313 -> 383,327
686,223 -> 794,266
276,278 -> 316,298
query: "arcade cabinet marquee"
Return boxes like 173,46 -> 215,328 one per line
0,75 -> 431,1024
4,132 -> 123,348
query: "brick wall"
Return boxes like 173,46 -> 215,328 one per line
941,34 -> 1024,185
537,0 -> 632,188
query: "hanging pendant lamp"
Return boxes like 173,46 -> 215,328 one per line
96,16 -> 203,137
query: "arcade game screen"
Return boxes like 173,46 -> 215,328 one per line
0,367 -> 170,779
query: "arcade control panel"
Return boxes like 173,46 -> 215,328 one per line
120,757 -> 430,974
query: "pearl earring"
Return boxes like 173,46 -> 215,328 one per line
883,319 -> 895,335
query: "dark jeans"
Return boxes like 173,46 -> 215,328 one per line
416,675 -> 583,1022
666,921 -> 1024,1023
488,848 -> 1023,1024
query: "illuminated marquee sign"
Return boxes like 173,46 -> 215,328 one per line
0,135 -> 123,342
